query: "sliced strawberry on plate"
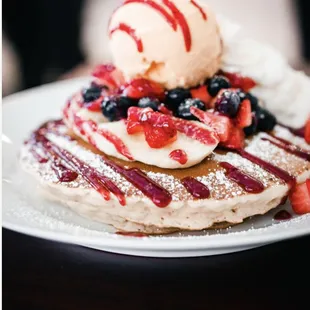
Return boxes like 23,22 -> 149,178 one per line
190,107 -> 232,142
289,180 -> 310,215
235,99 -> 252,129
305,118 -> 310,144
190,85 -> 212,106
220,126 -> 245,149
123,78 -> 165,100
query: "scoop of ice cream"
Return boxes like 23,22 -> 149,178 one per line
108,0 -> 222,90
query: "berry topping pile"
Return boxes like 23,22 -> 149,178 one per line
77,65 -> 280,150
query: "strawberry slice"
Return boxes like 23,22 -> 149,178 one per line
190,85 -> 212,106
220,126 -> 245,149
190,107 -> 233,142
289,180 -> 310,215
92,64 -> 125,89
235,99 -> 252,129
305,118 -> 310,144
123,78 -> 165,100
126,107 -> 177,148
224,72 -> 256,92
126,107 -> 150,134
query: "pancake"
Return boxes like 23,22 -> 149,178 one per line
20,122 -> 310,234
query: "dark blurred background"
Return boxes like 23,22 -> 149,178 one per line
2,0 -> 310,96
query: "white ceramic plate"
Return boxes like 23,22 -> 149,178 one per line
2,78 -> 310,257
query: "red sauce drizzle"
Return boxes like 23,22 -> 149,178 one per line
112,0 -> 197,52
182,177 -> 210,199
73,114 -> 134,160
98,128 -> 134,161
220,162 -> 264,194
274,210 -> 292,221
162,0 -> 192,52
174,118 -> 218,145
169,149 -> 188,165
235,149 -> 296,187
106,162 -> 172,208
262,136 -> 310,162
278,123 -> 305,138
190,0 -> 207,20
31,128 -> 126,206
123,0 -> 177,30
109,23 -> 143,53
51,162 -> 78,183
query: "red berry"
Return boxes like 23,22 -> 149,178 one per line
126,107 -> 145,134
190,85 -> 211,106
92,64 -> 125,89
235,99 -> 252,129
221,126 -> 245,149
190,107 -> 233,142
305,118 -> 310,144
289,180 -> 310,215
123,78 -> 165,100
224,72 -> 256,92
126,107 -> 177,148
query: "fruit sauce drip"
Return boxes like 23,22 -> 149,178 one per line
235,149 -> 296,187
262,134 -> 310,162
110,23 -> 143,53
110,0 -> 208,53
169,149 -> 188,165
28,120 -> 172,208
70,113 -> 134,160
274,210 -> 292,221
278,123 -> 305,138
220,162 -> 265,194
181,177 -> 210,199
106,162 -> 172,208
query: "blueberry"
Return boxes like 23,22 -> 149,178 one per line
207,76 -> 231,97
235,89 -> 247,102
177,98 -> 205,120
235,89 -> 259,112
138,97 -> 160,111
165,88 -> 191,111
246,93 -> 259,111
101,96 -> 135,121
82,85 -> 102,103
256,108 -> 277,132
244,115 -> 258,136
215,90 -> 241,117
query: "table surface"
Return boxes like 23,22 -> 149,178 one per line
3,228 -> 310,310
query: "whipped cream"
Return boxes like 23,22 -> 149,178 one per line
218,15 -> 310,127
64,96 -> 219,169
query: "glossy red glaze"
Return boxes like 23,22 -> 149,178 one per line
182,177 -> 210,199
262,136 -> 310,162
109,23 -> 143,52
220,162 -> 264,194
107,162 -> 172,208
169,149 -> 188,165
190,0 -> 207,20
236,149 -> 296,187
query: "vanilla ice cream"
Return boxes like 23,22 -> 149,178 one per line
109,0 -> 222,89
